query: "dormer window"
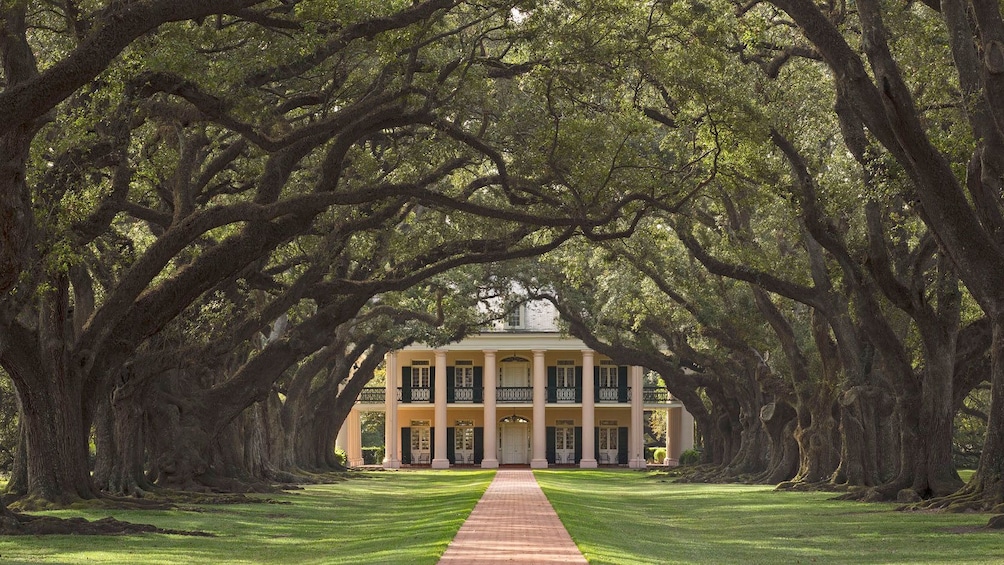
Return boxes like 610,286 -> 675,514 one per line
506,306 -> 523,329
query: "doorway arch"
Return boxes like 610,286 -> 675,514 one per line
498,414 -> 530,465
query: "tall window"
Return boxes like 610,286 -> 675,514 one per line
555,421 -> 574,451
455,362 -> 474,387
598,365 -> 618,388
556,360 -> 576,387
411,361 -> 430,388
455,427 -> 474,450
599,427 -> 618,451
411,420 -> 431,454
455,419 -> 474,464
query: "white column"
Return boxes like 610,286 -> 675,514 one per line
482,350 -> 499,468
336,416 -> 349,455
383,352 -> 400,469
664,409 -> 671,465
580,350 -> 597,468
530,349 -> 548,468
629,365 -> 647,469
432,349 -> 450,468
347,407 -> 364,467
680,406 -> 695,452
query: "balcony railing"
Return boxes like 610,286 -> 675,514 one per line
497,387 -> 533,403
555,387 -> 576,402
453,387 -> 475,402
597,387 -> 622,403
357,385 -> 672,404
404,387 -> 431,403
358,387 -> 385,403
643,386 -> 671,403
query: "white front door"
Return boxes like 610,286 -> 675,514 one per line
499,423 -> 528,464
411,426 -> 431,464
599,426 -> 618,464
555,426 -> 575,464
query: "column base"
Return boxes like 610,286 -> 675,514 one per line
382,458 -> 401,470
431,458 -> 451,469
348,457 -> 364,467
629,458 -> 648,470
578,458 -> 598,469
481,458 -> 500,469
530,458 -> 549,469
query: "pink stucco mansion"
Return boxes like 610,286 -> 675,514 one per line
338,300 -> 695,469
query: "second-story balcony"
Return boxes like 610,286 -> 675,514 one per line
497,386 -> 533,403
404,387 -> 432,403
358,385 -> 674,405
448,387 -> 482,403
641,387 -> 671,403
597,387 -> 626,403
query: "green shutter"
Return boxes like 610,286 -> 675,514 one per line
575,367 -> 583,403
547,367 -> 557,403
447,367 -> 455,403
574,426 -> 582,463
618,366 -> 629,403
447,427 -> 456,464
401,366 -> 412,403
429,367 -> 436,402
473,367 -> 484,403
546,426 -> 556,464
474,427 -> 484,464
401,427 -> 411,464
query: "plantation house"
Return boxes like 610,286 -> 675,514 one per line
341,300 -> 694,469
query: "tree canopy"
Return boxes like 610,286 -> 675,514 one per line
1,0 -> 1003,533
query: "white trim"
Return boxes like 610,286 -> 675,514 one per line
401,332 -> 588,351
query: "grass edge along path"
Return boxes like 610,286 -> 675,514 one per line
534,469 -> 1003,565
0,469 -> 494,565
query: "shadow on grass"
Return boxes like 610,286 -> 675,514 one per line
0,470 -> 494,565
534,469 -> 1002,565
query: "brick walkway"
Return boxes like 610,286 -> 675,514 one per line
438,469 -> 588,564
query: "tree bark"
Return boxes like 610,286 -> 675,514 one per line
759,401 -> 799,483
767,0 -> 1004,511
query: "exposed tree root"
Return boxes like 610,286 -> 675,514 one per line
775,479 -> 845,493
908,490 -> 1003,514
8,492 -> 172,513
0,510 -> 211,536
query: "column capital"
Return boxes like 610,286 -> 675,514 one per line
581,349 -> 595,357
482,349 -> 498,354
434,349 -> 448,357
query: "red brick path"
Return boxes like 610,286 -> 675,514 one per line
437,469 -> 588,564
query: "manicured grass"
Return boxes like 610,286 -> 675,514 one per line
535,469 -> 1003,565
0,470 -> 493,564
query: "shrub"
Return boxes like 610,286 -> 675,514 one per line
653,447 -> 667,463
335,447 -> 347,467
678,448 -> 701,466
361,446 -> 385,465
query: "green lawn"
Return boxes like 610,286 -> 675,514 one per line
0,470 -> 493,565
1,469 -> 1000,564
535,469 -> 1003,565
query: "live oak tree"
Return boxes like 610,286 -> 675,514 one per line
4,0 -> 1003,537
1,0 -> 691,533
0,0 -> 276,529
736,0 -> 1004,512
